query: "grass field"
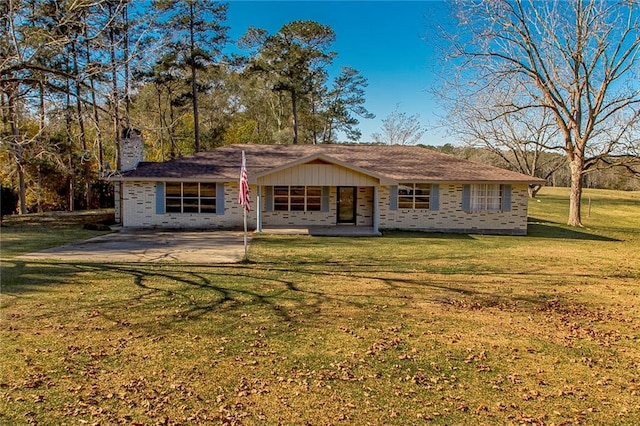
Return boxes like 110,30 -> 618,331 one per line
1,187 -> 639,425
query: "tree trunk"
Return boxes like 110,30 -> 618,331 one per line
37,83 -> 45,213
65,79 -> 75,212
310,92 -> 317,145
528,184 -> 542,198
291,91 -> 299,144
156,84 -> 166,161
168,88 -> 177,159
123,4 -> 131,131
16,145 -> 26,214
6,87 -> 27,214
189,2 -> 201,153
72,39 -> 91,209
109,3 -> 121,170
36,166 -> 43,213
84,25 -> 103,171
568,157 -> 584,227
1,91 -> 7,133
191,62 -> 200,152
324,120 -> 333,144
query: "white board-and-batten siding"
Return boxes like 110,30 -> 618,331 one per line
257,164 -> 378,187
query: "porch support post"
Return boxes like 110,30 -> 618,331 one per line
256,185 -> 262,233
373,185 -> 379,234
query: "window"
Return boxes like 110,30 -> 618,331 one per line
398,183 -> 431,209
273,186 -> 322,212
470,184 -> 502,211
165,182 -> 217,213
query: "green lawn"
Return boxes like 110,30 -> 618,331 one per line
1,187 -> 639,425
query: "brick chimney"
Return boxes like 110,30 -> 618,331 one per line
120,128 -> 143,171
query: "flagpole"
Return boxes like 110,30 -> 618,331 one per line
243,205 -> 248,260
239,150 -> 250,262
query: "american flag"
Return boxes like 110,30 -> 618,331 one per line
238,151 -> 250,212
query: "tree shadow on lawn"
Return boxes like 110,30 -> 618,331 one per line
259,226 -> 617,244
378,227 -> 617,241
1,260 -> 318,328
527,217 -> 619,241
380,231 -> 475,240
1,260 -> 87,293
2,259 -> 596,336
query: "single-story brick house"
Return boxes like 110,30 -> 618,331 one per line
109,139 -> 544,235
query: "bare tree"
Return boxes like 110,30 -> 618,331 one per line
442,0 -> 640,226
371,106 -> 425,145
444,86 -> 566,197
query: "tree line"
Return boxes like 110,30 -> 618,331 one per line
1,0 -> 374,214
424,144 -> 640,194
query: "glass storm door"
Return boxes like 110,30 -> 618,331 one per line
337,186 -> 356,224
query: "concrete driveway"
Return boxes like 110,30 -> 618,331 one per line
18,230 -> 250,263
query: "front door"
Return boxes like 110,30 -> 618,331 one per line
337,186 -> 357,224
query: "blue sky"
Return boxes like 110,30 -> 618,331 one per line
225,1 -> 453,145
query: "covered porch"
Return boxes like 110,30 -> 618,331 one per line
252,155 -> 389,235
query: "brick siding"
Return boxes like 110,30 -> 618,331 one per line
121,182 -> 253,229
122,182 -> 529,235
378,184 -> 529,235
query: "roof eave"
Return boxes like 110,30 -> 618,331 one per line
107,176 -> 233,182
445,179 -> 546,185
385,176 -> 545,185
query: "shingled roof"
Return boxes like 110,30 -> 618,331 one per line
115,144 -> 544,184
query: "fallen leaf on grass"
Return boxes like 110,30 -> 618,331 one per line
474,404 -> 489,414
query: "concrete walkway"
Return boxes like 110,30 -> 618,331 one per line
18,230 -> 250,263
17,226 -> 377,264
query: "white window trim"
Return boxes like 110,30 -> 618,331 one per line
470,184 -> 502,212
273,185 -> 322,212
165,182 -> 217,214
398,183 -> 431,210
